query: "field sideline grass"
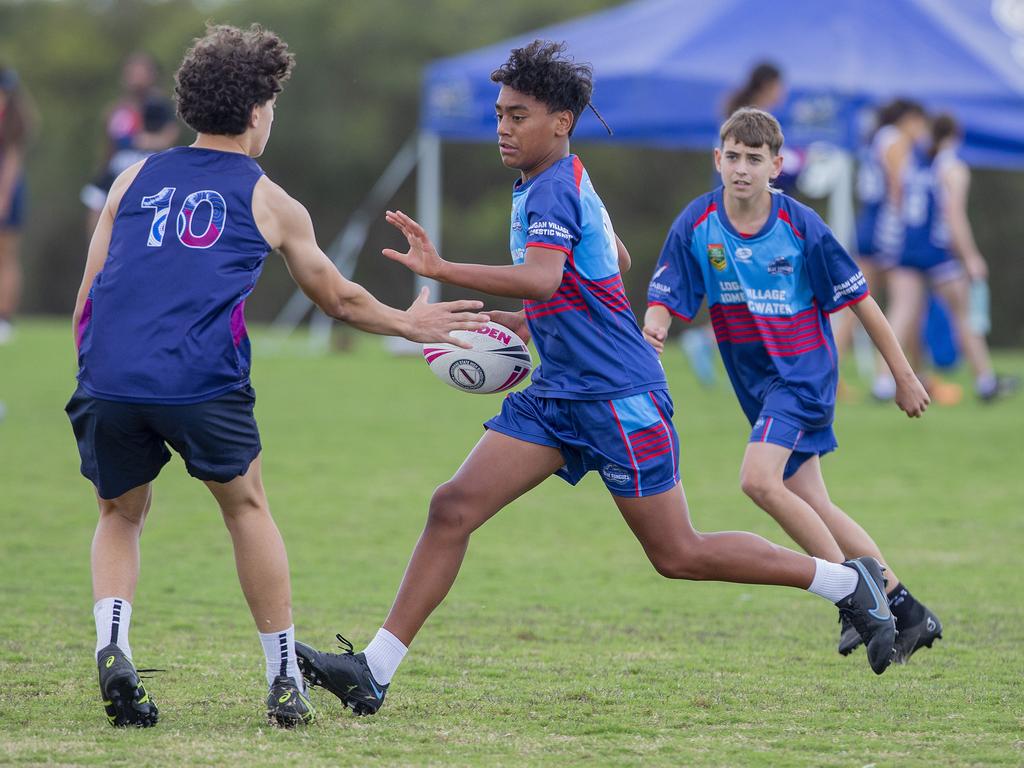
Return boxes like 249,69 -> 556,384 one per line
0,319 -> 1021,767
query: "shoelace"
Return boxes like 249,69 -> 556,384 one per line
334,634 -> 355,655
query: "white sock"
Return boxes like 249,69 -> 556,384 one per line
258,626 -> 302,691
94,597 -> 133,661
362,628 -> 408,685
807,558 -> 859,603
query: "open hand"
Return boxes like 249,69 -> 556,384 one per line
405,287 -> 489,349
382,210 -> 446,279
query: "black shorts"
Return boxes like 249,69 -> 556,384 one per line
65,384 -> 262,500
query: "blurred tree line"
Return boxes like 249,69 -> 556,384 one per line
1,0 -> 1021,346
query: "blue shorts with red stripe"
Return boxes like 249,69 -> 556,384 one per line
485,388 -> 680,498
749,412 -> 838,480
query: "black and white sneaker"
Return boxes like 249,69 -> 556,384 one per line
835,557 -> 897,675
893,606 -> 943,664
97,644 -> 158,727
266,675 -> 315,727
295,634 -> 388,716
837,612 -> 863,656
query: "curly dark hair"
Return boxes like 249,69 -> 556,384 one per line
175,23 -> 294,136
490,40 -> 593,136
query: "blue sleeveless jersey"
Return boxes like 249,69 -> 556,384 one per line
854,125 -> 906,259
901,148 -> 955,271
648,189 -> 869,430
76,147 -> 271,404
510,155 -> 666,399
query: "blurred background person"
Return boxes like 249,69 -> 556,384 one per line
0,65 -> 36,345
888,113 -> 1019,403
845,98 -> 928,400
80,52 -> 178,235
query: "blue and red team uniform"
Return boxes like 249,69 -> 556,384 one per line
67,146 -> 271,498
485,154 -> 679,497
648,188 -> 869,479
899,147 -> 963,283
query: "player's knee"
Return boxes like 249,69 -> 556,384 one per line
649,536 -> 712,580
98,493 -> 149,526
426,481 -> 475,534
739,467 -> 779,506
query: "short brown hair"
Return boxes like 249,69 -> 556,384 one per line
175,23 -> 294,136
720,107 -> 784,155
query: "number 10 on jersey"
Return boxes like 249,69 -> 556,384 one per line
141,187 -> 228,249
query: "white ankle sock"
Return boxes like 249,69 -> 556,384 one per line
807,558 -> 859,603
258,626 -> 302,691
362,628 -> 408,685
94,597 -> 132,661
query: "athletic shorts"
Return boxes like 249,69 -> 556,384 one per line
65,384 -> 261,500
899,246 -> 964,285
749,412 -> 837,480
0,178 -> 26,230
485,388 -> 680,498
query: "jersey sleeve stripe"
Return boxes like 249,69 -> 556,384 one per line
524,241 -> 573,256
826,291 -> 870,314
648,300 -> 693,322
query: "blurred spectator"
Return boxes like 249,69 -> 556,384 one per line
0,65 -> 37,344
724,61 -> 785,116
81,52 -> 178,234
886,113 -> 1019,403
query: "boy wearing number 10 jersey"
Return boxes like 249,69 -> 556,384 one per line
66,23 -> 487,728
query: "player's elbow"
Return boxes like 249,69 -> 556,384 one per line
527,272 -> 563,303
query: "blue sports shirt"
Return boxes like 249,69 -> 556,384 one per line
648,188 -> 869,430
76,147 -> 271,404
510,155 -> 666,399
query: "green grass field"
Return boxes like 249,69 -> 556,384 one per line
1,319 -> 1021,767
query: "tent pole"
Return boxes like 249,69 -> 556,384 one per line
416,130 -> 442,300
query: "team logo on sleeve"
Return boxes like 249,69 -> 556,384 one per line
707,244 -> 727,271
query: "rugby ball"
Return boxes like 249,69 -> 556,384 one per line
422,322 -> 533,394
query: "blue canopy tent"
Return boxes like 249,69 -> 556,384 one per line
422,0 -> 1024,164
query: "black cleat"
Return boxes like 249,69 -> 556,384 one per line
266,675 -> 315,727
97,644 -> 159,727
893,605 -> 943,664
835,557 -> 897,675
837,611 -> 863,656
295,634 -> 388,716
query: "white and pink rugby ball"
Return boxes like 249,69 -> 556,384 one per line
422,322 -> 533,394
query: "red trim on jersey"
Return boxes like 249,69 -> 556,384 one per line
826,291 -> 870,314
648,301 -> 693,323
777,208 -> 805,240
709,303 -> 826,357
524,241 -> 573,257
572,155 -> 585,191
692,202 -> 717,230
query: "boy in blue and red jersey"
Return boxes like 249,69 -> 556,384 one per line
644,107 -> 941,664
67,23 -> 488,729
295,43 -> 903,718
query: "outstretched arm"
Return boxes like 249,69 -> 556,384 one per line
850,295 -> 929,417
258,181 -> 488,346
382,209 -> 565,302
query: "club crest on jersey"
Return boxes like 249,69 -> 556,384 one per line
735,247 -> 753,262
768,256 -> 793,276
707,244 -> 727,271
449,359 -> 485,390
600,463 -> 632,487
